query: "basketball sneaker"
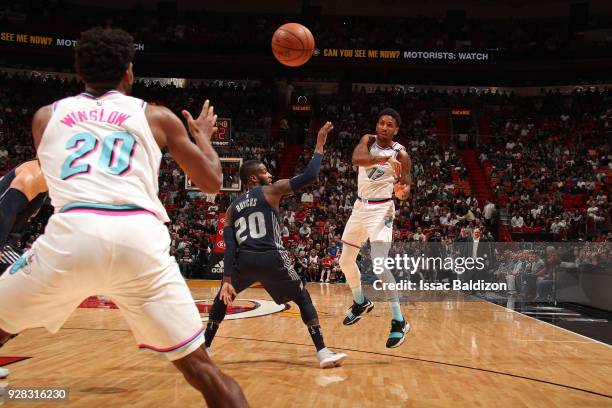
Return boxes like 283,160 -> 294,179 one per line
317,349 -> 347,369
386,319 -> 410,348
342,298 -> 374,325
0,367 -> 8,379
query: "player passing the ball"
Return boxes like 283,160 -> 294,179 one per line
204,122 -> 348,368
338,108 -> 412,348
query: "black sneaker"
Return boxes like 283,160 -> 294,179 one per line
386,319 -> 410,348
342,298 -> 374,325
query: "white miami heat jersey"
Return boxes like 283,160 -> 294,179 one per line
38,90 -> 169,222
357,137 -> 405,199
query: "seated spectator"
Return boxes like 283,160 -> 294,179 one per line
511,213 -> 525,228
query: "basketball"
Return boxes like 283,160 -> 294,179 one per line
271,23 -> 315,67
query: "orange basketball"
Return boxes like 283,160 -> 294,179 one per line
271,23 -> 315,67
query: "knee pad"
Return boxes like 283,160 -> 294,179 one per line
293,289 -> 318,325
208,292 -> 228,323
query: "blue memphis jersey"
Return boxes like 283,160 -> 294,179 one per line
229,186 -> 284,251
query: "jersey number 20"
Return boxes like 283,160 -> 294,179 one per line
60,131 -> 136,180
235,212 -> 267,244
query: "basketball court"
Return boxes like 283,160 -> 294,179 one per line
1,281 -> 610,407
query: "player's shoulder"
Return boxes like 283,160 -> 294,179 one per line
144,103 -> 175,120
33,103 -> 54,119
361,134 -> 376,147
230,189 -> 251,206
146,104 -> 186,132
113,94 -> 148,111
32,104 -> 54,147
392,141 -> 406,151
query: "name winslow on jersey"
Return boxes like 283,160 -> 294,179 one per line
59,109 -> 131,128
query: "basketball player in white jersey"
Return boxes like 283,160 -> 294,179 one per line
339,108 -> 412,348
0,28 -> 247,406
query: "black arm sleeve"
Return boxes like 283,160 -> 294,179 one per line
289,152 -> 323,192
222,226 -> 237,277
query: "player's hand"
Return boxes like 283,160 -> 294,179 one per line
220,281 -> 237,306
394,183 -> 410,201
315,121 -> 333,150
181,99 -> 218,140
386,156 -> 402,178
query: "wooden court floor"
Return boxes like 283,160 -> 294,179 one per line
1,282 -> 611,407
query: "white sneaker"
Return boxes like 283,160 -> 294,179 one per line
318,349 -> 347,369
0,367 -> 8,379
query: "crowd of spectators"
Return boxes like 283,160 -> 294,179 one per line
0,71 -> 609,284
479,89 -> 611,240
492,242 -> 611,301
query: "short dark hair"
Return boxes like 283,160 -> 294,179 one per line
378,108 -> 402,127
75,27 -> 135,92
240,160 -> 263,185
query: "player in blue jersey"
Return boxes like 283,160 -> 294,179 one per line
204,122 -> 347,368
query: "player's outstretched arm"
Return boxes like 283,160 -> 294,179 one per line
147,100 -> 222,193
352,134 -> 402,176
263,122 -> 333,209
393,150 -> 412,201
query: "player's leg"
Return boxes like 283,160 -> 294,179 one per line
367,205 -> 410,348
173,346 -> 248,407
108,214 -> 248,406
113,271 -> 250,406
203,291 -> 227,351
253,249 -> 347,368
339,206 -> 373,325
204,277 -> 249,352
0,214 -> 103,378
292,288 -> 346,368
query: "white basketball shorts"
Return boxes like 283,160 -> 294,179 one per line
0,210 -> 204,361
341,198 -> 394,249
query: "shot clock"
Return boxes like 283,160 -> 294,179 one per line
211,117 -> 232,146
